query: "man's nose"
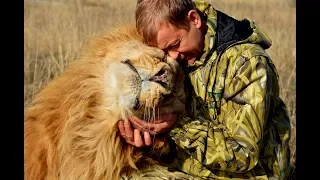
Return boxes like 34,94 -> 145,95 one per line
168,50 -> 184,61
168,50 -> 179,60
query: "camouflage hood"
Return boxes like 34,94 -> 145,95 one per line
213,11 -> 272,52
194,0 -> 272,58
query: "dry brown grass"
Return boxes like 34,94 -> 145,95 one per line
24,0 -> 296,178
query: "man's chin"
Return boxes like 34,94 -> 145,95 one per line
187,58 -> 196,66
176,57 -> 196,67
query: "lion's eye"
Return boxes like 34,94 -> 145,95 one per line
121,59 -> 140,77
161,53 -> 168,62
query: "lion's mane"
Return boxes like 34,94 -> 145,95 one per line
24,25 -> 188,180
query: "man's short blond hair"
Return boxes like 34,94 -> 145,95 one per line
135,0 -> 197,46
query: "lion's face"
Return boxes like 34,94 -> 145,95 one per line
105,40 -> 185,119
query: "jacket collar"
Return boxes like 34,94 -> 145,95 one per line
189,0 -> 271,70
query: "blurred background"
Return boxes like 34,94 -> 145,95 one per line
24,0 -> 296,178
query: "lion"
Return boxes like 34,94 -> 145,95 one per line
24,25 -> 190,180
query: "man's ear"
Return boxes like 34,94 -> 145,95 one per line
187,10 -> 201,29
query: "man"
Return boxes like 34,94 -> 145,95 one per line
118,0 -> 291,179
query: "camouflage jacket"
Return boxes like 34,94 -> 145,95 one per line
167,1 -> 291,179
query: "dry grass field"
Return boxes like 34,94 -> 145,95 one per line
24,0 -> 296,178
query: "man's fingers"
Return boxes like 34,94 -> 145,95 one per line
143,131 -> 152,146
124,120 -> 134,141
129,116 -> 147,131
129,116 -> 165,132
118,120 -> 126,137
148,122 -> 168,135
119,119 -> 153,147
120,114 -> 177,146
134,129 -> 145,147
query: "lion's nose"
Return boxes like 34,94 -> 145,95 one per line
149,68 -> 168,88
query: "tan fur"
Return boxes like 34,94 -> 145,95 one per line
24,25 -> 188,180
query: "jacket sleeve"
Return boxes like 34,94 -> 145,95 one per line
170,54 -> 279,174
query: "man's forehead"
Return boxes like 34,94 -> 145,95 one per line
156,22 -> 179,49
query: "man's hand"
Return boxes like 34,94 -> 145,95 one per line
118,113 -> 178,147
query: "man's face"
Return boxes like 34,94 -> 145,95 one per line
155,11 -> 205,66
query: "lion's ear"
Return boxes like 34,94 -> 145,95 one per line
162,53 -> 168,62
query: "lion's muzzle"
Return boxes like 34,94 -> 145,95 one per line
149,67 -> 168,89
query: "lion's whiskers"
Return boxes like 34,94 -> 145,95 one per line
140,88 -> 160,148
